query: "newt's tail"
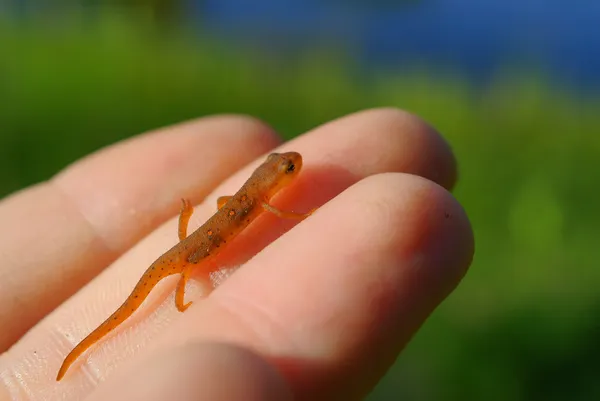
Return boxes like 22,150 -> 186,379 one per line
56,259 -> 179,381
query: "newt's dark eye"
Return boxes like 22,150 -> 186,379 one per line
286,163 -> 295,173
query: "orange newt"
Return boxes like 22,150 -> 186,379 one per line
56,152 -> 314,381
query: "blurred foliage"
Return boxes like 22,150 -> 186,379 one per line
1,11 -> 599,401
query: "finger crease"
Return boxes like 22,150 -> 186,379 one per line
213,291 -> 302,354
48,179 -> 119,258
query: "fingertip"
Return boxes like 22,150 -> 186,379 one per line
383,172 -> 474,307
369,107 -> 458,191
182,114 -> 282,148
307,107 -> 458,190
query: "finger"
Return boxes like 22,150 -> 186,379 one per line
186,107 -> 458,269
161,174 -> 474,400
0,115 -> 280,350
1,107 -> 459,399
84,343 -> 293,401
300,106 -> 457,191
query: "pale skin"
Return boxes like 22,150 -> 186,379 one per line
0,109 -> 473,401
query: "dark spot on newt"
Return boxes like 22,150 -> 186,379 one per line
187,247 -> 210,263
212,235 -> 223,247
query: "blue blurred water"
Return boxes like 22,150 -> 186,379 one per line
191,0 -> 600,89
2,0 -> 598,88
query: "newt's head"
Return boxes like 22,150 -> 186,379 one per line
260,151 -> 303,199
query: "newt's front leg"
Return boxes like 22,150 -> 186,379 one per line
175,267 -> 193,312
262,202 -> 316,220
176,199 -> 195,311
178,198 -> 194,241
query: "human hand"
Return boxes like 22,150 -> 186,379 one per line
0,108 -> 473,400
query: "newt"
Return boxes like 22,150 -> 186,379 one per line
56,151 -> 314,381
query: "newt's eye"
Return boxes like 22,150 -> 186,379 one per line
286,163 -> 295,173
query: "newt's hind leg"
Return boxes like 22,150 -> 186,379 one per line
175,267 -> 193,312
217,196 -> 231,210
178,198 -> 194,241
262,202 -> 317,220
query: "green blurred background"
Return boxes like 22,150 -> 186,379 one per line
1,1 -> 599,400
